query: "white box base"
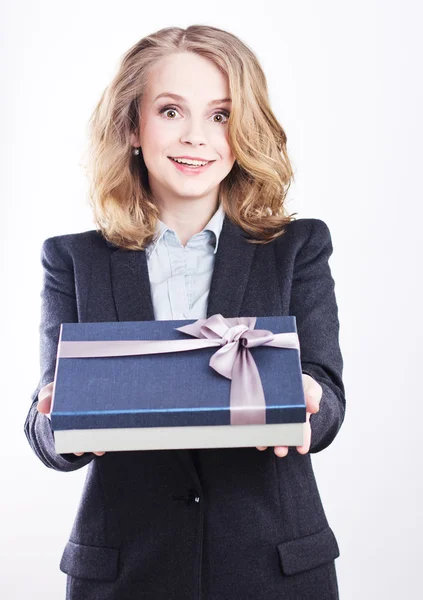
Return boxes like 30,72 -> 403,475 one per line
54,423 -> 304,453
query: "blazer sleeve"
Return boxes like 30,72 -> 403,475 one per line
288,218 -> 346,453
24,236 -> 94,472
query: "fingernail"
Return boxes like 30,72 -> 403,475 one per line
275,448 -> 288,457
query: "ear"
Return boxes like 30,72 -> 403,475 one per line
129,132 -> 140,147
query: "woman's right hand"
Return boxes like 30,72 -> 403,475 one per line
37,382 -> 106,457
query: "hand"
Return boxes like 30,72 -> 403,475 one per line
256,373 -> 322,458
36,382 -> 106,457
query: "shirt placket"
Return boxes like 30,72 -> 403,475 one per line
185,236 -> 203,313
166,231 -> 190,320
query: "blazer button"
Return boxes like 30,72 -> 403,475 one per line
188,489 -> 200,504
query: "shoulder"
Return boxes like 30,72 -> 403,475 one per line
274,217 -> 333,252
40,230 -> 107,265
279,217 -> 332,241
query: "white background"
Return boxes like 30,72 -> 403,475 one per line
2,1 -> 422,598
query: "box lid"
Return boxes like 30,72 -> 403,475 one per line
51,316 -> 306,431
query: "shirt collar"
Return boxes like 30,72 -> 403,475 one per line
145,203 -> 225,259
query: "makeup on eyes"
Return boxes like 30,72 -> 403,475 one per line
158,105 -> 230,123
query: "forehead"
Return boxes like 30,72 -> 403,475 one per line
143,53 -> 230,103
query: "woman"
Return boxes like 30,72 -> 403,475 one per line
25,25 -> 346,600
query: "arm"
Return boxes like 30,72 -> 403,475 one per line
24,236 -> 94,471
289,219 -> 346,453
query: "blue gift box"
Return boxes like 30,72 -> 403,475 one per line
51,315 -> 306,452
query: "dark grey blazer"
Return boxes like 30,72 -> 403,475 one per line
24,215 -> 346,600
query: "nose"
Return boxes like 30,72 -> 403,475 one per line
180,117 -> 207,146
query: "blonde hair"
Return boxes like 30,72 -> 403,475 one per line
85,25 -> 297,250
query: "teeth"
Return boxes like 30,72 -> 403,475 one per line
172,157 -> 209,166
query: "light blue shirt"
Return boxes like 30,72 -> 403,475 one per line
145,204 -> 225,321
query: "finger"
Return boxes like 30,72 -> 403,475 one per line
37,382 -> 54,417
38,381 -> 54,401
296,414 -> 312,454
73,452 -> 84,456
274,446 -> 289,457
93,452 -> 106,456
304,379 -> 322,413
37,396 -> 52,414
256,446 -> 268,451
302,374 -> 322,413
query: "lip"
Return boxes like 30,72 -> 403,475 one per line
169,155 -> 215,162
168,156 -> 214,175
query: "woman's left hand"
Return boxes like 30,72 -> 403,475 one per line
256,373 -> 322,457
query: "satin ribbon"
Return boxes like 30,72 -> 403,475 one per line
58,314 -> 300,425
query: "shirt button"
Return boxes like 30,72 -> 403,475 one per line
194,496 -> 200,503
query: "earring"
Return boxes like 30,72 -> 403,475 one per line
133,147 -> 140,156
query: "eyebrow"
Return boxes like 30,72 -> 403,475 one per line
154,92 -> 232,106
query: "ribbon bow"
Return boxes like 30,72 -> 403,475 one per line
176,314 -> 300,425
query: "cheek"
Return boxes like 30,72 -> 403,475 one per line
139,118 -> 172,156
216,129 -> 234,162
220,142 -> 235,166
225,144 -> 235,163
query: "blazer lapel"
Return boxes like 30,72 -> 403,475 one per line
110,248 -> 155,322
109,214 -> 257,322
207,215 -> 257,318
108,214 -> 257,487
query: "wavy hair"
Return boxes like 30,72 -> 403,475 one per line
84,25 -> 297,250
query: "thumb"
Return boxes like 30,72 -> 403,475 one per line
302,374 -> 322,414
37,382 -> 54,418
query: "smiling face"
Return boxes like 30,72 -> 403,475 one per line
130,52 -> 235,208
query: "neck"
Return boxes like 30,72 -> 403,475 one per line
157,195 -> 220,246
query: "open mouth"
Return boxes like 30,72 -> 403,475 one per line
169,157 -> 212,165
168,157 -> 215,172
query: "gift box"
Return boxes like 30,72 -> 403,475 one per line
51,314 -> 306,453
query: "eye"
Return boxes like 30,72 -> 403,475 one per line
212,110 -> 230,124
159,105 -> 181,119
158,105 -> 230,124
